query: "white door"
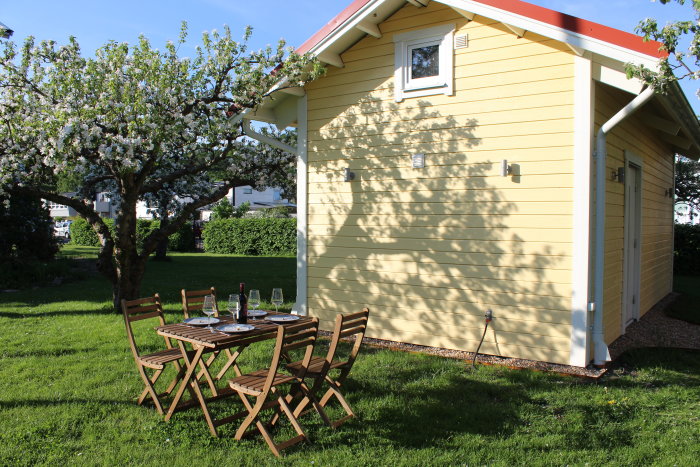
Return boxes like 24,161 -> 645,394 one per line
623,162 -> 642,329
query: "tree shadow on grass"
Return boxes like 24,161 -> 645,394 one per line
0,308 -> 109,319
301,345 -> 528,449
0,255 -> 299,311
362,374 -> 526,446
1,348 -> 83,358
0,398 -> 135,410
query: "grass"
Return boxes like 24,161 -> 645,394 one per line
1,245 -> 699,465
668,275 -> 700,324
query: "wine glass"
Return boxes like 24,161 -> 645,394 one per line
271,288 -> 283,313
248,289 -> 261,321
227,294 -> 240,322
202,294 -> 216,333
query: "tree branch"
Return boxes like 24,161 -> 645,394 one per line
138,176 -> 253,257
9,185 -> 118,284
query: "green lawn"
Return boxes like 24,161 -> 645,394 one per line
1,246 -> 699,465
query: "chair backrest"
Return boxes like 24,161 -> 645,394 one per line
121,294 -> 167,360
325,308 -> 370,370
266,319 -> 320,390
181,287 -> 217,319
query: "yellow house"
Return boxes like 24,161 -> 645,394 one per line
243,0 -> 700,367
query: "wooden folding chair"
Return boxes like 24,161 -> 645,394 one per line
181,287 -> 226,394
286,308 -> 370,428
181,287 -> 217,319
122,294 -> 189,415
228,319 -> 322,457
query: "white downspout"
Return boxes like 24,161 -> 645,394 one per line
592,86 -> 655,366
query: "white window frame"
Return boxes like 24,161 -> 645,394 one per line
393,24 -> 455,102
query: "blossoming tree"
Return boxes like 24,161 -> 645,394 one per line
0,24 -> 320,309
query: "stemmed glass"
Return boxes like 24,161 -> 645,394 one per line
202,294 -> 216,333
227,294 -> 240,322
271,288 -> 283,313
248,289 -> 261,321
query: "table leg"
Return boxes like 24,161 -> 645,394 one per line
165,343 -> 205,422
216,345 -> 247,379
165,342 -> 221,437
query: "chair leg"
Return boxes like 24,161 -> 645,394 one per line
319,379 -> 355,428
278,395 -> 307,441
256,419 -> 282,457
164,362 -> 187,396
137,368 -> 163,405
289,382 -> 332,428
234,393 -> 260,441
137,365 -> 164,415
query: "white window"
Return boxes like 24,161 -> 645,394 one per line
393,24 -> 455,102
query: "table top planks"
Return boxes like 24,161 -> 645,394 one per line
156,312 -> 312,349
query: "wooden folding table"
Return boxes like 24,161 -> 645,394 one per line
156,314 -> 313,437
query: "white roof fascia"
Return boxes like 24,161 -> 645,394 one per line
439,0 -> 660,69
307,0 -> 397,56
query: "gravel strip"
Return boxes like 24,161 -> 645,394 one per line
330,293 -> 699,379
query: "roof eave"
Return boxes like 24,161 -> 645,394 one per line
661,83 -> 700,160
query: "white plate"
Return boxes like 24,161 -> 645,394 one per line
216,323 -> 255,333
267,314 -> 300,323
184,317 -> 220,326
247,310 -> 267,317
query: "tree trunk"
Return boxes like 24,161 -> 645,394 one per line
112,195 -> 146,311
112,260 -> 146,311
153,210 -> 170,262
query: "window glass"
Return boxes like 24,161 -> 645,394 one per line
410,45 -> 440,79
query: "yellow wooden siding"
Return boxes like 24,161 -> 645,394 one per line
305,1 -> 577,364
595,82 -> 675,344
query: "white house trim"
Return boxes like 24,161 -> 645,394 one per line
357,20 -> 383,38
307,0 -> 391,58
621,150 -> 643,334
438,0 -> 660,69
592,57 -> 644,95
393,23 -> 455,102
293,95 -> 309,316
569,53 -> 594,367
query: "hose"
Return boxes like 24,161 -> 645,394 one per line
470,310 -> 492,369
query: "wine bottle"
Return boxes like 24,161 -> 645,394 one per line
238,282 -> 248,324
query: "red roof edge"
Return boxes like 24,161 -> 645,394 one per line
297,0 -> 373,55
472,0 -> 666,58
296,0 -> 666,59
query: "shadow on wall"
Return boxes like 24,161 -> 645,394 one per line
307,91 -> 569,362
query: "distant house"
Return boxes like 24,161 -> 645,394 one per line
675,202 -> 699,225
199,185 -> 294,221
46,193 -> 79,218
46,191 -> 116,219
245,0 -> 700,367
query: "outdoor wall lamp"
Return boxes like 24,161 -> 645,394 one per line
344,167 -> 355,182
665,187 -> 674,198
611,166 -> 625,183
412,153 -> 425,169
501,159 -> 512,177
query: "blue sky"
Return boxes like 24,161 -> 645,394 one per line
1,0 -> 697,109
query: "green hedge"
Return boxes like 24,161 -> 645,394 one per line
70,217 -> 113,246
674,223 -> 700,275
203,218 -> 296,255
70,218 -> 194,252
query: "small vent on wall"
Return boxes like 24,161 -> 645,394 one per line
454,34 -> 469,49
